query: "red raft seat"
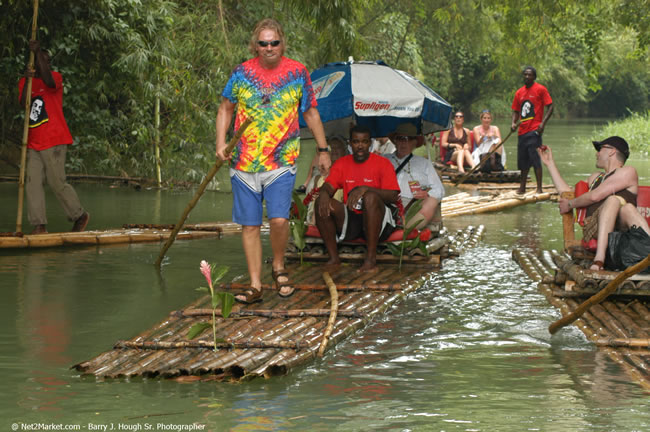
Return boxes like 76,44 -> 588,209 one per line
573,181 -> 650,252
304,225 -> 432,243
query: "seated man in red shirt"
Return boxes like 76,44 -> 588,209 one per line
315,125 -> 400,272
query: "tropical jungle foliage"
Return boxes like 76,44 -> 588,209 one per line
0,0 -> 648,185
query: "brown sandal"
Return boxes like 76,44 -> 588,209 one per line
235,286 -> 263,304
273,270 -> 295,298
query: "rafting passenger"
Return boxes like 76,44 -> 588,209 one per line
384,123 -> 444,230
215,18 -> 331,303
472,109 -> 505,172
315,125 -> 400,272
538,136 -> 650,271
304,136 -> 348,224
440,111 -> 475,173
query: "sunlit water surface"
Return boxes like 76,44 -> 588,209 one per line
1,119 -> 649,431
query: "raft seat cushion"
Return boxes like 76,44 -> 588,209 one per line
304,225 -> 431,243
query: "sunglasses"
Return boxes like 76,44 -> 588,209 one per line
257,40 -> 281,47
455,114 -> 464,118
395,135 -> 417,142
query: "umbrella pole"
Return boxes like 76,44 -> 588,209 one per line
16,0 -> 40,233
154,118 -> 252,268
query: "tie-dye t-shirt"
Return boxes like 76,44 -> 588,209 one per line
223,56 -> 317,172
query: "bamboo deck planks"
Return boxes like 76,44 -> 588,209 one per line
73,226 -> 483,382
513,248 -> 650,390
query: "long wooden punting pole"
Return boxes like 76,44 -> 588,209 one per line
548,254 -> 650,334
155,117 -> 251,268
454,125 -> 517,187
16,0 -> 40,233
318,272 -> 339,357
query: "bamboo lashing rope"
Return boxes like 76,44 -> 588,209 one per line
16,0 -> 40,233
318,272 -> 339,357
549,254 -> 650,334
155,117 -> 252,267
454,124 -> 518,186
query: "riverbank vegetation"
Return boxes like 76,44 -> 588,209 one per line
588,111 -> 650,156
1,0 -> 648,184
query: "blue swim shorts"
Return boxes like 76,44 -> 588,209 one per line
230,167 -> 297,226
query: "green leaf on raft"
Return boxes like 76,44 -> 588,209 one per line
217,292 -> 235,318
187,322 -> 211,339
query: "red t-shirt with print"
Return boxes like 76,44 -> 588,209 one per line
511,82 -> 552,135
18,71 -> 73,151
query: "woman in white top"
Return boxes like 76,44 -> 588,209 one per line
472,109 -> 505,170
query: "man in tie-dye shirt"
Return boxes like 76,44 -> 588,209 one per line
216,18 -> 330,304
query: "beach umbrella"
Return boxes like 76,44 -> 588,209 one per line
300,60 -> 452,138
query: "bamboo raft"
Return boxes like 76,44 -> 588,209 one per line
434,161 -> 522,184
441,190 -> 556,218
0,222 -> 249,249
513,248 -> 650,389
74,225 -> 483,381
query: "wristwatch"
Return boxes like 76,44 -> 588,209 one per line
317,146 -> 330,153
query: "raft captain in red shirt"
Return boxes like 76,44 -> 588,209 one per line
315,125 -> 400,272
18,41 -> 89,234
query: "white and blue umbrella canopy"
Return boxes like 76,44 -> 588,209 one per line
300,60 -> 452,138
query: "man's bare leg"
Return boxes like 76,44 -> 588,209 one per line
619,203 -> 650,234
359,192 -> 384,272
238,225 -> 263,301
315,198 -> 345,266
590,196 -> 621,270
518,168 -> 529,194
534,167 -> 544,194
269,217 -> 292,295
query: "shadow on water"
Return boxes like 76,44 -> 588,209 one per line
1,118 -> 650,430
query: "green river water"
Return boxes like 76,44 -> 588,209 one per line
1,119 -> 649,431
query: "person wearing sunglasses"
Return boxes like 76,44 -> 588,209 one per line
216,18 -> 330,304
384,123 -> 444,231
538,136 -> 649,271
511,65 -> 553,194
440,111 -> 475,173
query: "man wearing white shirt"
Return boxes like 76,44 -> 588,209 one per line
384,123 -> 445,230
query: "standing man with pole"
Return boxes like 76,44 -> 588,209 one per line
216,18 -> 330,304
18,41 -> 89,234
511,66 -> 553,195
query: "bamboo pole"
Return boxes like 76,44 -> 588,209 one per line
453,126 -> 517,186
115,339 -> 302,350
177,308 -> 362,319
549,255 -> 650,334
219,282 -> 404,292
561,191 -> 578,250
154,93 -> 162,187
318,272 -> 339,357
155,117 -> 251,267
16,0 -> 40,233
